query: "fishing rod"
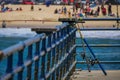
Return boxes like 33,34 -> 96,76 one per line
76,21 -> 107,75
77,23 -> 91,72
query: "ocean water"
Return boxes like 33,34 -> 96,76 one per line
0,28 -> 120,77
0,28 -> 36,50
76,31 -> 120,70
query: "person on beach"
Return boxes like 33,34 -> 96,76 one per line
102,7 -> 106,15
68,10 -> 71,18
16,8 -> 19,11
75,3 -> 79,13
84,8 -> 87,17
90,9 -> 94,15
86,7 -> 91,16
2,20 -> 6,28
73,5 -> 76,13
8,8 -> 13,12
31,4 -> 34,11
1,3 -> 5,11
54,8 -> 58,14
58,9 -> 62,14
38,8 -> 42,11
63,6 -> 67,15
108,3 -> 112,16
19,7 -> 22,11
97,6 -> 100,16
79,9 -> 84,17
101,4 -> 104,10
6,7 -> 9,10
62,6 -> 64,13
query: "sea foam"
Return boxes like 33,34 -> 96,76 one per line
0,28 -> 120,39
0,28 -> 37,37
76,31 -> 120,39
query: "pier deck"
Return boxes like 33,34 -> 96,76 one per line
71,70 -> 120,80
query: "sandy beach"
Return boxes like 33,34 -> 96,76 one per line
0,5 -> 120,28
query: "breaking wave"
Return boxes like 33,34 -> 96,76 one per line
0,28 -> 37,38
76,31 -> 120,39
0,28 -> 120,39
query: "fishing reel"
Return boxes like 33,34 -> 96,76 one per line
89,58 -> 99,66
80,52 -> 86,59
